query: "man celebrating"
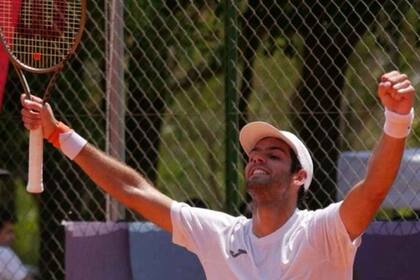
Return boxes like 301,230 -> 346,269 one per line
21,71 -> 415,279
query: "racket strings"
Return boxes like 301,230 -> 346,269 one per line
0,0 -> 82,69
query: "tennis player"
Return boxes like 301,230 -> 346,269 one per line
21,70 -> 415,279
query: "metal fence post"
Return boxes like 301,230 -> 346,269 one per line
224,0 -> 239,214
106,0 -> 125,221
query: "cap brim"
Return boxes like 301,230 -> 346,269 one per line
239,122 -> 296,155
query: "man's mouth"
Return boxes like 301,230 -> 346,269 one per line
249,168 -> 270,178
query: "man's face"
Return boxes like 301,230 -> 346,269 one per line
0,222 -> 15,247
244,137 -> 295,205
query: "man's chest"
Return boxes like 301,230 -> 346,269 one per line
207,227 -> 323,279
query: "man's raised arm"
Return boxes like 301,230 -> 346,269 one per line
21,95 -> 174,232
340,71 -> 415,240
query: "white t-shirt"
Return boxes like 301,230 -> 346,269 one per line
171,201 -> 361,280
0,247 -> 28,280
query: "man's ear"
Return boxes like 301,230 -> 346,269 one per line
292,169 -> 307,188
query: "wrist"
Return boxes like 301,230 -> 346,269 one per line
383,108 -> 414,139
59,130 -> 88,160
47,122 -> 87,159
47,122 -> 72,148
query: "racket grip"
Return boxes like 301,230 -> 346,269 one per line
27,127 -> 44,193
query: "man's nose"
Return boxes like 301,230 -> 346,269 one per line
250,153 -> 265,164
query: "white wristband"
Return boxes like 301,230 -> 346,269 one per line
383,108 -> 414,139
59,130 -> 88,160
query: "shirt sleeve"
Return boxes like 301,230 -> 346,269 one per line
307,201 -> 362,267
0,247 -> 29,280
171,201 -> 238,256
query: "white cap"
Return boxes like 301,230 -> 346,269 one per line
239,121 -> 313,190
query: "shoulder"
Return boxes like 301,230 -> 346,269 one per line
0,247 -> 29,280
173,201 -> 243,221
0,246 -> 17,260
171,201 -> 248,233
293,202 -> 344,235
299,202 -> 342,220
170,202 -> 249,253
0,246 -> 26,270
297,202 -> 356,245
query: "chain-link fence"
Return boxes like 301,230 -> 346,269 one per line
0,0 -> 420,278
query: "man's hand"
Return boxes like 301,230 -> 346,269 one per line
378,71 -> 415,114
20,94 -> 58,139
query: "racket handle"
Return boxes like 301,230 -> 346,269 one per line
27,127 -> 44,193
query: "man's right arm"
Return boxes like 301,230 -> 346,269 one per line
21,95 -> 174,232
73,144 -> 174,231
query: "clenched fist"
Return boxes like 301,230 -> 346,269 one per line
378,71 -> 415,114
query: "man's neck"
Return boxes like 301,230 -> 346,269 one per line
251,204 -> 296,238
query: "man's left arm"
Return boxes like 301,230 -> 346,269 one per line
340,71 -> 416,241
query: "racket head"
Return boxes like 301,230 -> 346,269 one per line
0,0 -> 87,73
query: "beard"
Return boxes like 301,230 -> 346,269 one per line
246,174 -> 272,189
245,175 -> 276,201
245,173 -> 292,206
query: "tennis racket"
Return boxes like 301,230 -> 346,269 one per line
0,0 -> 86,193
